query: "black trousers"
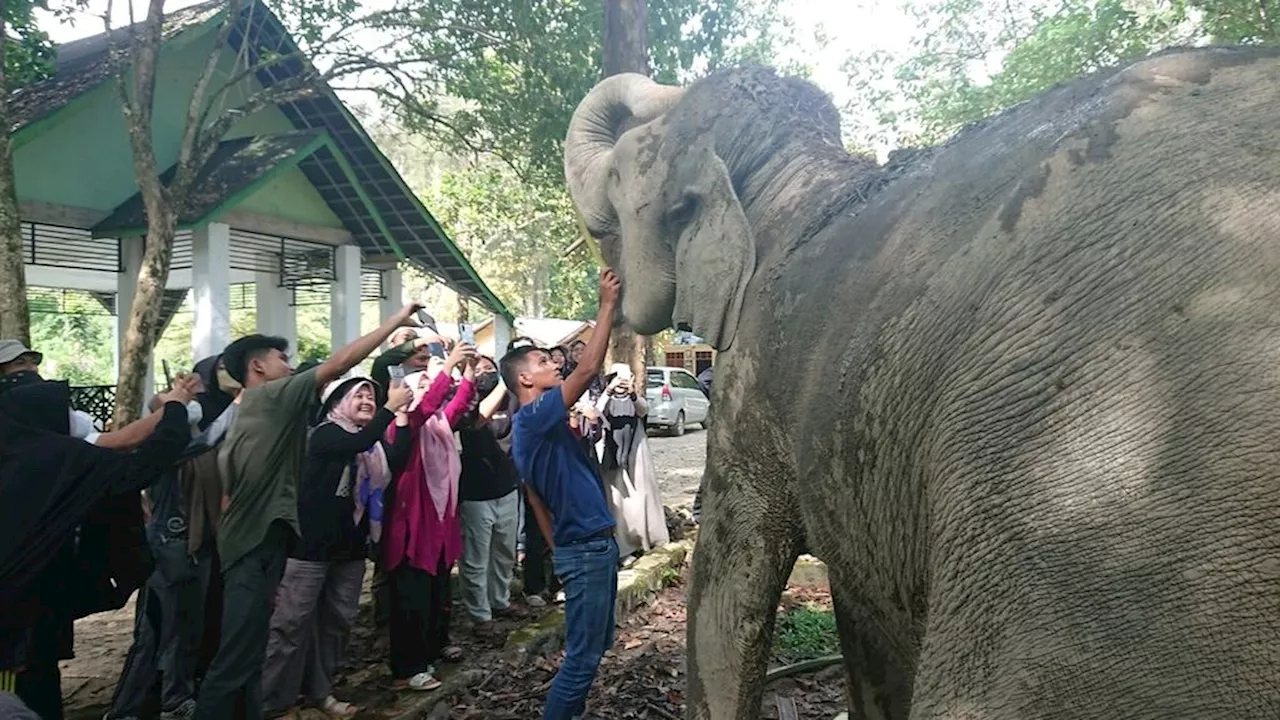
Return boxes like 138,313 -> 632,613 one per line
194,524 -> 290,720
108,544 -> 213,719
388,557 -> 451,679
13,661 -> 61,720
522,494 -> 560,597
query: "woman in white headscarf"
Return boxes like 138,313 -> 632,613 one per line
596,364 -> 669,561
261,376 -> 414,718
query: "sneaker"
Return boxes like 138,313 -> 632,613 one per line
160,700 -> 197,720
554,590 -> 566,604
525,593 -> 547,608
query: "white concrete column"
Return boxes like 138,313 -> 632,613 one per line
330,245 -> 362,351
492,313 -> 513,357
191,222 -> 231,360
379,266 -> 403,321
116,236 -> 154,408
255,271 -> 296,352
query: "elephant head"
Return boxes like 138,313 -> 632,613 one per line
564,68 -> 853,350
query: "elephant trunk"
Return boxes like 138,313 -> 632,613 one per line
563,73 -> 685,234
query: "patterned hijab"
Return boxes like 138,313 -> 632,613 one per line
326,379 -> 392,542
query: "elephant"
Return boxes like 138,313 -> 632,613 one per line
563,46 -> 1280,719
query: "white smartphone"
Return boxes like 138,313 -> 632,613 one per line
459,322 -> 475,346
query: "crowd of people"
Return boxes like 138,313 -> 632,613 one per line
0,268 -> 670,720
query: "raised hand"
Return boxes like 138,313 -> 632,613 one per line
446,341 -> 476,372
385,385 -> 414,412
598,268 -> 621,307
394,302 -> 426,327
158,373 -> 201,407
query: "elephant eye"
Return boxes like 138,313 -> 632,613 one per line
665,192 -> 698,229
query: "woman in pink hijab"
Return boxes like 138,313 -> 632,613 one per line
381,340 -> 477,691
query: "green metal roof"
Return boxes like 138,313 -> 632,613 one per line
94,130 -> 334,235
10,0 -> 512,319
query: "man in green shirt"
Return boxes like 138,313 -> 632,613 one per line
195,303 -> 427,720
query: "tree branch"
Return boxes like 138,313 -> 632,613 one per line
335,81 -> 532,182
173,0 -> 246,200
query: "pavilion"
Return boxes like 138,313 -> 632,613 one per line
11,0 -> 512,415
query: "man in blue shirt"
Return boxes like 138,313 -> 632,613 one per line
502,269 -> 622,720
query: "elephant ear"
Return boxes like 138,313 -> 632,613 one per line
669,144 -> 756,351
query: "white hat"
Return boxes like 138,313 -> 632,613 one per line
319,373 -> 378,410
0,339 -> 41,366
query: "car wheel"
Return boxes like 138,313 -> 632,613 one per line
672,411 -> 686,437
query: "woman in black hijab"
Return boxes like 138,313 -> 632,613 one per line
0,376 -> 197,719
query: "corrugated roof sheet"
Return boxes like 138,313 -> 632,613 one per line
10,0 -> 510,318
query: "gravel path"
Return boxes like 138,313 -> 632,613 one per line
648,427 -> 708,510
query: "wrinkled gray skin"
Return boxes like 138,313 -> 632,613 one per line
564,48 -> 1280,719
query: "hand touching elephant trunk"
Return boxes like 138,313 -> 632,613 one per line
668,143 -> 756,351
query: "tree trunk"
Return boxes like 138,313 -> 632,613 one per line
603,0 -> 648,77
0,29 -> 29,344
602,0 -> 649,379
114,214 -> 177,425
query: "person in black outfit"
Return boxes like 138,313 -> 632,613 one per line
0,375 -> 199,720
261,376 -> 414,717
457,357 -> 522,630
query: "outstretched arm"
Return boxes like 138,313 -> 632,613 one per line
316,303 -> 421,387
561,269 -> 621,410
96,376 -> 201,451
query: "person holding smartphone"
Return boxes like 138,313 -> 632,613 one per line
596,365 -> 667,563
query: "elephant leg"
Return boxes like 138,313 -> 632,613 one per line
686,457 -> 802,720
829,577 -> 914,720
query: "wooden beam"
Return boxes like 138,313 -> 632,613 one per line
18,200 -> 109,229
218,209 -> 353,245
360,253 -> 401,269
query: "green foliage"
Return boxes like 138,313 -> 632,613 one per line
424,159 -> 599,319
26,288 -> 115,385
381,0 -> 794,186
773,605 -> 839,662
842,0 -> 1210,149
3,0 -> 56,89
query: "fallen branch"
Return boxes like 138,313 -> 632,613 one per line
764,654 -> 844,685
645,701 -> 680,720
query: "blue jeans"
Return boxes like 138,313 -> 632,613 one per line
543,536 -> 619,720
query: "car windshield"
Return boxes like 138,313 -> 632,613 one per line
646,370 -> 664,388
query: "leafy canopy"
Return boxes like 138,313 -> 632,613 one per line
841,0 -> 1278,151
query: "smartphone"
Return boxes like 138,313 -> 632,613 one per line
388,364 -> 406,389
162,360 -> 173,390
459,322 -> 475,346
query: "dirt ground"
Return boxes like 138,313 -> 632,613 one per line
60,422 -> 803,712
443,577 -> 844,719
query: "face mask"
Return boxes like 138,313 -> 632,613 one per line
0,370 -> 43,396
475,372 -> 500,397
185,400 -> 204,427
